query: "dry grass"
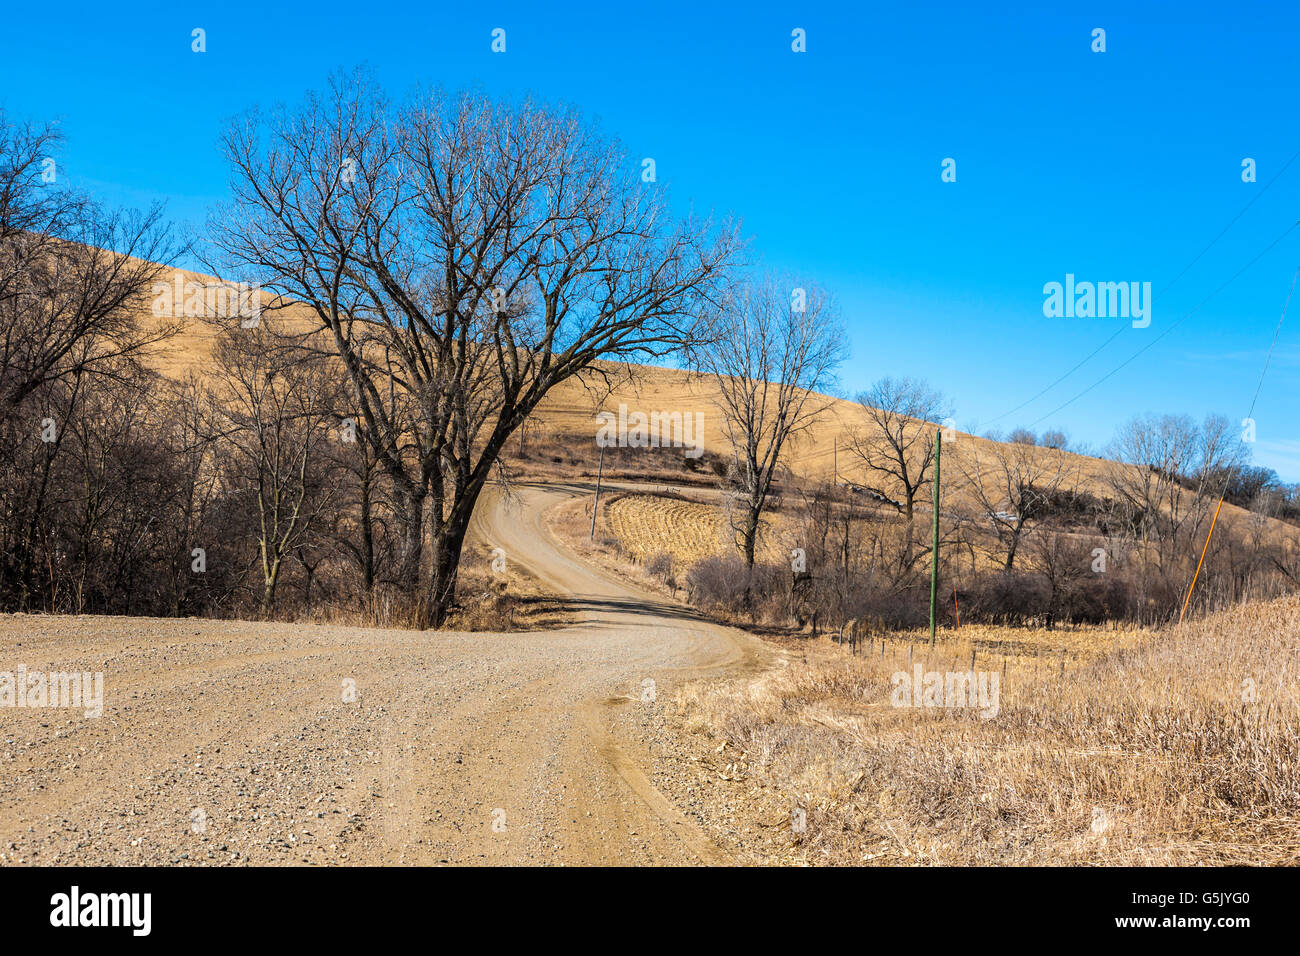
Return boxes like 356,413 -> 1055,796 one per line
672,596 -> 1300,865
440,538 -> 577,632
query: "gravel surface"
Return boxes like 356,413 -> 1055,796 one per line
0,482 -> 775,866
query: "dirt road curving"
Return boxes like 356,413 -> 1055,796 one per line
0,482 -> 771,865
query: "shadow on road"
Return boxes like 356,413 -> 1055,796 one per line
515,593 -> 712,627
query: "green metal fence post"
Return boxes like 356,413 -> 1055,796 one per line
929,427 -> 941,645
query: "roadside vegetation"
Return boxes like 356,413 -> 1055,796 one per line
586,406 -> 1300,633
665,595 -> 1300,865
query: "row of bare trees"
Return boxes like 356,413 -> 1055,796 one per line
0,109 -> 190,612
691,375 -> 1299,628
677,253 -> 1297,630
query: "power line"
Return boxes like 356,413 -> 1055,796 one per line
1160,148 -> 1300,295
985,146 -> 1300,428
1180,259 -> 1300,623
984,323 -> 1126,427
1245,261 -> 1299,420
1024,218 -> 1300,430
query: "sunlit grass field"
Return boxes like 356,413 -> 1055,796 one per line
672,596 -> 1300,865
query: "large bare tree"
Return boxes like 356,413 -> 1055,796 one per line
694,274 -> 844,577
207,73 -> 740,625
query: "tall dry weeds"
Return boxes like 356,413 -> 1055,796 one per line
674,597 -> 1300,864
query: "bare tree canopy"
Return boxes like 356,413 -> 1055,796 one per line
1040,428 -> 1069,450
848,376 -> 952,522
0,110 -> 180,414
1106,412 -> 1247,568
210,324 -> 342,613
694,273 -> 845,575
206,72 -> 742,625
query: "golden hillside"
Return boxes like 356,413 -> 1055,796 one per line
142,266 -> 1287,544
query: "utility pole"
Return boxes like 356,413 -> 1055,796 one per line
929,427 -> 941,645
590,444 -> 606,540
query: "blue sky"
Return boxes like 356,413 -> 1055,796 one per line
4,1 -> 1299,478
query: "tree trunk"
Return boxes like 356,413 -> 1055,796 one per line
425,510 -> 472,629
901,496 -> 916,571
740,502 -> 760,609
262,561 -> 280,615
741,506 -> 759,568
392,486 -> 426,593
359,467 -> 375,594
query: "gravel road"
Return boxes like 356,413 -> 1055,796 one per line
0,482 -> 772,865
